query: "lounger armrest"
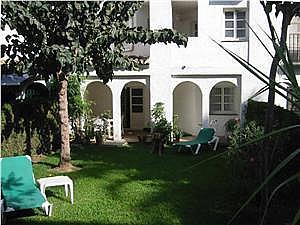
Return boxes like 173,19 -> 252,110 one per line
209,136 -> 219,151
208,136 -> 217,144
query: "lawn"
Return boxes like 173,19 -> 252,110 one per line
5,143 -> 251,225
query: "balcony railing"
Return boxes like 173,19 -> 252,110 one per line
288,33 -> 300,63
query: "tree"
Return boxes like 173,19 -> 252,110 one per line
214,2 -> 300,224
261,1 -> 300,133
1,1 -> 187,169
259,1 -> 300,218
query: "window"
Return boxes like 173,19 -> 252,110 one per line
288,33 -> 300,62
131,88 -> 143,113
210,86 -> 236,114
172,1 -> 198,37
224,10 -> 247,39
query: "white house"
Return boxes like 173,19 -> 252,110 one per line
80,0 -> 300,142
1,0 -> 299,142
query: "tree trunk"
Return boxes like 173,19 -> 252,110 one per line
57,71 -> 71,169
260,4 -> 293,222
151,133 -> 164,156
264,56 -> 280,133
264,14 -> 290,134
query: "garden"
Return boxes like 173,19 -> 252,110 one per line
3,140 -> 299,225
1,1 -> 300,225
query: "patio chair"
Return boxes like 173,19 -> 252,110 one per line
174,128 -> 219,155
1,155 -> 53,217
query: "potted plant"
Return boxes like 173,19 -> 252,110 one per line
93,110 -> 112,145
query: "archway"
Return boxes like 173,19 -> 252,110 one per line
84,81 -> 113,117
173,81 -> 202,135
209,81 -> 240,136
209,81 -> 239,115
121,81 -> 150,130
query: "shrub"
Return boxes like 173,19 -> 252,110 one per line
227,121 -> 264,185
1,99 -> 60,156
1,130 -> 40,157
245,100 -> 300,160
224,118 -> 240,133
151,102 -> 172,143
172,113 -> 183,141
1,103 -> 14,141
229,101 -> 300,193
245,100 -> 300,128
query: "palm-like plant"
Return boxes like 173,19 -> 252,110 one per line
212,2 -> 300,225
198,2 -> 300,224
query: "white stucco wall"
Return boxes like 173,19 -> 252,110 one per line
84,81 -> 113,117
173,81 -> 202,135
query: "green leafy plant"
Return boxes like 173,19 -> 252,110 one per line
227,121 -> 264,187
1,1 -> 187,168
212,2 -> 300,224
225,118 -> 240,133
224,118 -> 240,142
151,102 -> 172,142
94,110 -> 113,144
172,113 -> 183,142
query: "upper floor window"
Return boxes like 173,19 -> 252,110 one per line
224,10 -> 247,40
288,17 -> 300,63
172,0 -> 198,37
210,83 -> 238,115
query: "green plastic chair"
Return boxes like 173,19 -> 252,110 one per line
174,128 -> 219,155
1,155 -> 52,216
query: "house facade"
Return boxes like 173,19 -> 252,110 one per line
81,0 -> 300,142
2,0 -> 298,142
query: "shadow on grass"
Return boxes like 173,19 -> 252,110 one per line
68,144 -> 237,225
7,143 -> 256,225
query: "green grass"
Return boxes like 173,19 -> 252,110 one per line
6,144 -> 250,225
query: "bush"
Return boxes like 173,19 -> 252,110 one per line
245,100 -> 300,128
245,100 -> 300,159
227,121 -> 264,186
1,131 -> 26,157
1,130 -> 40,157
229,101 -> 300,192
1,99 -> 60,156
151,102 -> 172,143
172,114 -> 183,141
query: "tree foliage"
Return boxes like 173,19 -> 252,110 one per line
1,1 -> 187,168
1,1 -> 187,82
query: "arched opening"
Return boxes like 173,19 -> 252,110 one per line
173,81 -> 202,135
209,81 -> 239,115
209,81 -> 240,136
121,81 -> 150,131
84,81 -> 113,117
